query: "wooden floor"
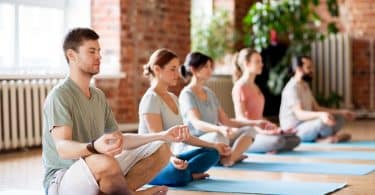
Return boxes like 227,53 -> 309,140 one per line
0,120 -> 375,195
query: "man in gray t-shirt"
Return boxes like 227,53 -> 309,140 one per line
42,28 -> 189,195
279,56 -> 355,143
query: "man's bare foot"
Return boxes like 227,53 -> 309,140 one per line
316,136 -> 337,143
336,133 -> 351,142
135,186 -> 168,195
317,133 -> 351,143
192,172 -> 209,180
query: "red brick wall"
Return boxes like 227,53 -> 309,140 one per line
316,0 -> 375,109
91,0 -> 121,117
352,39 -> 371,107
233,0 -> 257,49
92,0 -> 191,123
315,0 -> 375,38
92,0 -> 373,124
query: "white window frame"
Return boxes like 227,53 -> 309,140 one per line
0,0 -> 92,77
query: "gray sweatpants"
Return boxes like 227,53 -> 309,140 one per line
197,126 -> 300,153
248,133 -> 301,153
295,114 -> 345,142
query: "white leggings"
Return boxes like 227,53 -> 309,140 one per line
47,141 -> 164,195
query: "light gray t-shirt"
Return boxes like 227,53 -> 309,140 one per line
279,77 -> 315,129
42,77 -> 118,189
138,89 -> 183,134
179,86 -> 221,136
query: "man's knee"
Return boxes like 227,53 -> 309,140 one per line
297,130 -> 317,142
85,154 -> 122,178
335,114 -> 345,123
296,119 -> 330,141
333,114 -> 345,132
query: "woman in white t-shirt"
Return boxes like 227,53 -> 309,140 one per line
139,49 -> 231,186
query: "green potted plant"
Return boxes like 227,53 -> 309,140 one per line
191,9 -> 237,63
243,0 -> 340,95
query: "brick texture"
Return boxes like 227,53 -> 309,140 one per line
233,0 -> 257,49
91,0 -> 121,118
92,0 -> 190,123
92,0 -> 374,124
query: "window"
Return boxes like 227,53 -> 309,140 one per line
0,0 -> 90,75
191,0 -> 213,25
0,3 -> 15,72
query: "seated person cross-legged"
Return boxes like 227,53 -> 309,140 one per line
232,48 -> 300,153
43,28 -> 188,195
279,56 -> 355,143
178,52 -> 275,166
138,49 -> 231,186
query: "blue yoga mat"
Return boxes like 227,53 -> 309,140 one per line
247,150 -> 375,160
301,141 -> 375,149
171,178 -> 346,195
217,161 -> 375,175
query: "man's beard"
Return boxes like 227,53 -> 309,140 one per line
302,74 -> 313,82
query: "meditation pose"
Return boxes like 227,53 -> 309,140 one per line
179,52 -> 271,166
42,28 -> 187,195
279,56 -> 355,143
232,48 -> 300,153
139,49 -> 231,186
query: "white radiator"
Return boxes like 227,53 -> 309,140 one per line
310,33 -> 352,108
206,75 -> 235,118
0,79 -> 60,151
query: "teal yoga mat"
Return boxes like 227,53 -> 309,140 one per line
171,178 -> 346,195
218,160 -> 375,175
247,150 -> 375,160
301,141 -> 375,149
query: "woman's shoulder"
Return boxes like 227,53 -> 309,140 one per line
180,86 -> 194,97
141,89 -> 162,103
232,79 -> 246,91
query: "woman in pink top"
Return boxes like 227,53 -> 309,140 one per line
232,77 -> 264,120
232,48 -> 300,153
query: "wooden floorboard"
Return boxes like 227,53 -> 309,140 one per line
1,120 -> 374,194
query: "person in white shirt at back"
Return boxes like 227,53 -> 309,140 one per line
279,56 -> 355,143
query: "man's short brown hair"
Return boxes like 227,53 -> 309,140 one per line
63,28 -> 99,63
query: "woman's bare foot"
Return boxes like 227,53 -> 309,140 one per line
266,150 -> 277,155
192,172 -> 209,180
235,154 -> 248,163
135,186 -> 168,195
220,154 -> 248,167
220,156 -> 234,167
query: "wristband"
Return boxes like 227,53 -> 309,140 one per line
86,139 -> 100,154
